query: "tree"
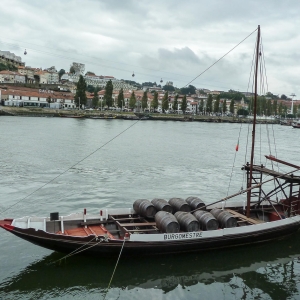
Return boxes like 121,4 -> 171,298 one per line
162,92 -> 169,112
70,66 -> 76,74
141,91 -> 148,110
92,88 -> 99,108
180,85 -> 196,95
214,95 -> 220,113
222,100 -> 227,114
230,99 -> 235,114
129,91 -> 136,109
237,108 -> 249,116
278,102 -> 283,115
206,94 -> 213,113
117,89 -> 124,108
181,95 -> 187,113
151,91 -> 158,110
86,85 -> 95,93
173,94 -> 178,111
104,80 -> 113,108
273,99 -> 278,115
74,75 -> 87,108
163,85 -> 175,92
266,99 -> 272,116
46,96 -> 52,104
199,99 -> 204,113
58,69 -> 65,80
281,94 -> 287,100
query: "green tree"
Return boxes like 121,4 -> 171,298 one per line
117,88 -> 124,108
58,69 -> 65,80
162,91 -> 169,112
230,99 -> 235,114
278,102 -> 283,115
273,99 -> 278,115
86,85 -> 95,93
222,100 -> 227,114
104,80 -> 113,108
129,91 -> 136,109
237,108 -> 249,116
74,75 -> 87,108
163,85 -> 175,92
214,95 -> 220,113
266,99 -> 272,116
199,99 -> 204,114
70,66 -> 76,74
173,94 -> 179,111
46,96 -> 52,104
281,94 -> 287,100
181,95 -> 187,113
206,94 -> 213,113
141,91 -> 148,110
92,88 -> 99,108
180,85 -> 196,95
151,91 -> 158,110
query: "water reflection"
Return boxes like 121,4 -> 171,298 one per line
1,233 -> 300,299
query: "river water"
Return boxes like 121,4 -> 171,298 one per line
0,116 -> 300,299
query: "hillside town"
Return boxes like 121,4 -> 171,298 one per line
0,50 -> 299,117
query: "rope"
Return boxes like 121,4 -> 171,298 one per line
49,235 -> 107,265
184,28 -> 258,87
226,123 -> 243,197
103,238 -> 126,300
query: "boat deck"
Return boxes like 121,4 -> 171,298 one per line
56,225 -> 116,239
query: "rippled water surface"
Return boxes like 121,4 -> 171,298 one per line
1,116 -> 300,299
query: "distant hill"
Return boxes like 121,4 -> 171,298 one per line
0,58 -> 18,72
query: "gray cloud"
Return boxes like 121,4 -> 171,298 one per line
1,0 -> 300,96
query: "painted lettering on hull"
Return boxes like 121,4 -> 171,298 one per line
164,232 -> 202,240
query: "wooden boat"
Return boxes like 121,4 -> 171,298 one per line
2,26 -> 300,257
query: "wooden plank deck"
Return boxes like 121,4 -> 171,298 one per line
226,209 -> 264,224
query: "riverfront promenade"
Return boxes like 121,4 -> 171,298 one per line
0,106 -> 280,124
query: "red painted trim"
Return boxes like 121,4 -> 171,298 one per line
3,224 -> 14,231
0,219 -> 13,228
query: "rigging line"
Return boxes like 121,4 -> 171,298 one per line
48,236 -> 98,265
184,27 -> 258,87
103,238 -> 126,300
0,117 -> 145,215
226,123 -> 243,197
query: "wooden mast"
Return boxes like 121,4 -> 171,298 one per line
246,25 -> 260,218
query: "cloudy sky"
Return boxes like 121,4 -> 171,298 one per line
1,0 -> 299,97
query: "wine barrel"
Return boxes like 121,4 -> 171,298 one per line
151,198 -> 173,213
133,199 -> 157,218
155,211 -> 179,233
168,198 -> 191,213
193,210 -> 219,231
185,196 -> 206,210
174,211 -> 199,232
217,211 -> 237,228
210,208 -> 224,219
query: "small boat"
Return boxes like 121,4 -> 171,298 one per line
292,121 -> 300,128
2,26 -> 300,257
59,114 -> 85,119
280,120 -> 292,126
